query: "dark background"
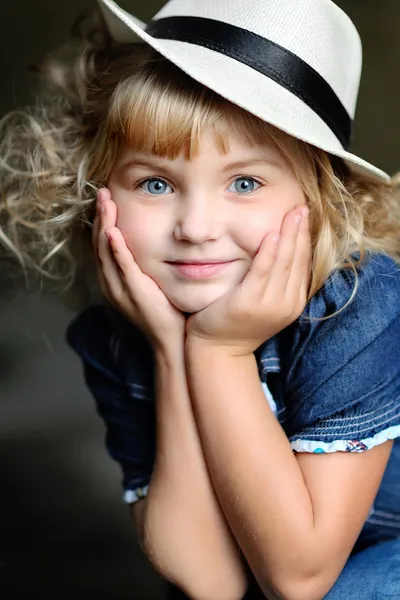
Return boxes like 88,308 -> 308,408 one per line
0,1 -> 399,598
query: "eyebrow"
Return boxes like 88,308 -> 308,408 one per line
118,159 -> 174,177
118,155 -> 283,176
220,157 -> 283,172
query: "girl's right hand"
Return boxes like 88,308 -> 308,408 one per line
92,187 -> 186,353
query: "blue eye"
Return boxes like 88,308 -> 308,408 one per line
139,178 -> 173,195
228,177 -> 261,194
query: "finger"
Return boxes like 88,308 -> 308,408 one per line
244,231 -> 280,291
96,189 -> 125,299
93,212 -> 108,296
98,187 -> 117,232
91,188 -> 104,256
92,214 -> 100,255
286,206 -> 311,298
268,206 -> 304,292
298,244 -> 313,304
105,226 -> 145,295
92,212 -> 101,262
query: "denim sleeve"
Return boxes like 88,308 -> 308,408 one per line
280,254 -> 400,454
66,306 -> 156,502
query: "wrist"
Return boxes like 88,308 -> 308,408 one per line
185,339 -> 256,374
154,334 -> 186,369
185,335 -> 255,360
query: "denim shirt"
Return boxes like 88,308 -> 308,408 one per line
67,252 -> 400,547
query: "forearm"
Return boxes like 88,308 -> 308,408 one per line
185,343 -> 326,598
142,340 -> 248,599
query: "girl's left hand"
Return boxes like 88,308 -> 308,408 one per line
186,205 -> 311,356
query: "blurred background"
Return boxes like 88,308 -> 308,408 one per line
0,1 -> 399,598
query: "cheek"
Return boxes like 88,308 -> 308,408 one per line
115,205 -> 156,262
235,203 -> 294,256
240,186 -> 305,253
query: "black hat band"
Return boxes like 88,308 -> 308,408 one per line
146,16 -> 353,149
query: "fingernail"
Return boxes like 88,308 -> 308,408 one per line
301,206 -> 309,218
294,211 -> 303,224
97,189 -> 105,214
98,199 -> 105,215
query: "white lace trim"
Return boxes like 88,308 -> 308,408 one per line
290,424 -> 400,453
121,421 -> 399,503
123,484 -> 149,504
261,382 -> 277,414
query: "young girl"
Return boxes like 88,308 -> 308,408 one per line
1,0 -> 400,598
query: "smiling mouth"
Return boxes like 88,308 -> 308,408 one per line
166,260 -> 236,280
167,259 -> 235,264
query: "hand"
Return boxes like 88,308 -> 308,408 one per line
93,187 -> 186,352
186,206 -> 311,356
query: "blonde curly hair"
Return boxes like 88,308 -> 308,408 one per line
1,8 -> 400,309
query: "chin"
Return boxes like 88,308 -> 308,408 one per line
166,287 -> 229,314
169,296 -> 214,314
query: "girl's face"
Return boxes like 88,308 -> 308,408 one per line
107,129 -> 306,313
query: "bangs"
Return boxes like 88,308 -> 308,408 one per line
106,55 -> 283,160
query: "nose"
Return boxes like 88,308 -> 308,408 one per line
174,194 -> 221,244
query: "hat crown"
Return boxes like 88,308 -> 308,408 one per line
98,0 -> 388,181
152,0 -> 362,118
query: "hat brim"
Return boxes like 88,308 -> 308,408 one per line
98,0 -> 390,183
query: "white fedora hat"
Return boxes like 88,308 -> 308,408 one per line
97,0 -> 389,183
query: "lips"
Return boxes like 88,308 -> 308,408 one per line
166,260 -> 236,280
167,260 -> 234,264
